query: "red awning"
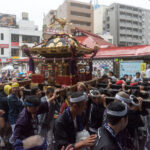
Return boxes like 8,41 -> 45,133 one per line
75,28 -> 115,49
85,45 -> 150,58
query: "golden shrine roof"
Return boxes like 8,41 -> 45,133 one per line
28,34 -> 93,58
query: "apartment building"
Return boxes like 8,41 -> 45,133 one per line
102,3 -> 150,46
43,0 -> 94,34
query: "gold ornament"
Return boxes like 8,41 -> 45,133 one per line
56,42 -> 63,47
54,38 -> 60,43
48,43 -> 55,47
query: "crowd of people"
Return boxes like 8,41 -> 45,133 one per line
0,70 -> 150,150
0,70 -> 30,83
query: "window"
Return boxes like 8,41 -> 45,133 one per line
22,35 -> 40,43
71,20 -> 91,26
1,33 -> 4,40
1,48 -> 4,55
11,34 -> 19,42
70,2 -> 90,9
11,48 -> 19,56
71,11 -> 91,17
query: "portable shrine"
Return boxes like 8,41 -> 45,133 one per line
22,17 -> 94,86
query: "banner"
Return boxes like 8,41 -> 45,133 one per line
0,13 -> 16,27
120,61 -> 142,78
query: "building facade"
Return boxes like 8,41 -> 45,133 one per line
43,0 -> 94,34
100,32 -> 113,44
94,5 -> 108,35
102,3 -> 150,46
0,12 -> 42,68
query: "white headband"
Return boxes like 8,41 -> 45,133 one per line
89,90 -> 100,98
115,94 -> 131,103
130,95 -> 140,106
107,103 -> 128,117
115,94 -> 140,106
70,93 -> 88,103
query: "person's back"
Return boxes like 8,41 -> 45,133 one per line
94,126 -> 121,150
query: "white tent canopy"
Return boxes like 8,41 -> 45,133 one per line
2,65 -> 14,71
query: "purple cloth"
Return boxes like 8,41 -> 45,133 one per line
23,48 -> 35,73
29,57 -> 35,73
13,101 -> 49,141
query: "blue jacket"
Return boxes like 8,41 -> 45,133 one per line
7,94 -> 24,125
13,101 -> 50,141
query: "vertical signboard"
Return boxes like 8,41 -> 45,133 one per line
141,63 -> 146,72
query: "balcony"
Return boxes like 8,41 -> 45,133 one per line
125,23 -> 133,28
119,22 -> 126,27
120,15 -> 132,21
132,31 -> 142,36
126,37 -> 133,42
120,30 -> 126,34
132,17 -> 141,22
132,39 -> 141,43
126,31 -> 132,35
119,37 -> 127,42
132,25 -> 140,29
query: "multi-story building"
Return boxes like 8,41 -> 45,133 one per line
102,3 -> 150,46
94,5 -> 108,35
0,12 -> 42,67
43,0 -> 94,34
142,9 -> 150,44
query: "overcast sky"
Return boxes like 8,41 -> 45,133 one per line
0,0 -> 150,30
